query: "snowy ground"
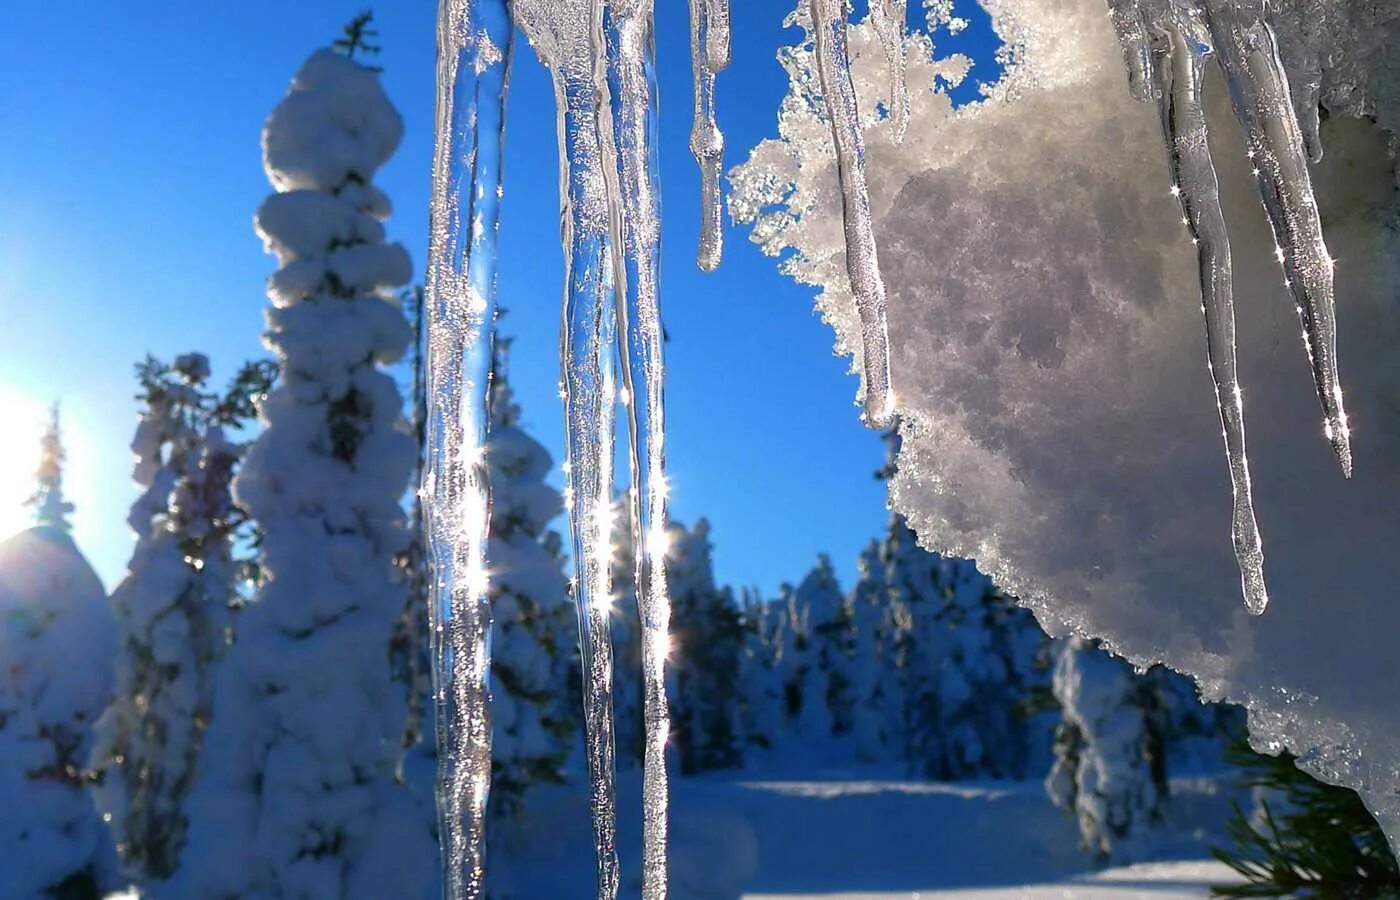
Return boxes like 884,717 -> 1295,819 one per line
495,771 -> 1245,898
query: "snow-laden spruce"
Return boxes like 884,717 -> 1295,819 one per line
0,417 -> 119,899
166,48 -> 436,899
480,337 -> 577,817
667,519 -> 745,774
92,355 -> 266,883
1047,638 -> 1167,859
731,0 -> 1400,845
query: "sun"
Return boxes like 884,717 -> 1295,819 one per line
0,383 -> 48,541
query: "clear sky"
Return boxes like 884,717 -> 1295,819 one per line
0,1 -> 998,597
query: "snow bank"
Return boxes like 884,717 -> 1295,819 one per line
733,0 -> 1400,848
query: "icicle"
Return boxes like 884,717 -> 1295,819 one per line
1197,0 -> 1350,476
807,0 -> 897,428
870,0 -> 910,144
423,0 -> 512,896
597,1 -> 671,897
1107,0 -> 1158,102
1148,9 -> 1269,613
515,2 -> 622,895
688,0 -> 730,271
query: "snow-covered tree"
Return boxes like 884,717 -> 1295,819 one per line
0,427 -> 118,899
668,519 -> 745,774
848,540 -> 900,763
168,43 -> 435,899
777,558 -> 846,741
92,354 -> 270,882
738,590 -> 786,757
1046,637 -> 1167,859
482,335 -> 577,815
26,404 -> 74,533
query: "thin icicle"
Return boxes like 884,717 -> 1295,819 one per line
597,1 -> 671,898
515,2 -> 622,895
1198,0 -> 1351,476
689,0 -> 730,272
1149,10 -> 1269,613
870,0 -> 910,144
807,0 -> 896,428
423,1 -> 512,896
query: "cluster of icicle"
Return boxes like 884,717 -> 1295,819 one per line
423,0 -> 905,896
1106,0 -> 1351,615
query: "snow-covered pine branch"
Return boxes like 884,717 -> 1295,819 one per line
0,417 -> 118,899
165,43 -> 436,899
92,353 -> 266,883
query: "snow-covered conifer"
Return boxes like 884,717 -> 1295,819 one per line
482,335 -> 577,815
92,354 -> 272,882
0,425 -> 118,899
1046,637 -> 1167,859
738,590 -> 785,757
668,519 -> 745,774
26,405 -> 75,533
848,540 -> 899,763
168,43 -> 435,899
781,558 -> 846,740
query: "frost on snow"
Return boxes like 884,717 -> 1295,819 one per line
168,49 -> 436,899
733,0 -> 1400,851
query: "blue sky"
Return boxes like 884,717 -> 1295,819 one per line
0,1 -> 998,597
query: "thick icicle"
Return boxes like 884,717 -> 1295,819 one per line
1198,0 -> 1351,476
515,2 -> 622,895
688,0 -> 730,271
1149,11 -> 1269,613
1107,0 -> 1158,102
807,0 -> 897,428
597,2 -> 671,898
423,1 -> 512,896
870,0 -> 910,144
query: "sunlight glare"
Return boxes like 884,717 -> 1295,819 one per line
0,384 -> 47,541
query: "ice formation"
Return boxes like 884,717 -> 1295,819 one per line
734,0 -> 1400,855
597,2 -> 672,897
1102,0 -> 1355,612
423,1 -> 513,896
688,0 -> 731,271
804,0 -> 898,427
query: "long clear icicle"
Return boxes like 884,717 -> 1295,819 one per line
1108,0 -> 1353,611
423,0 -> 512,895
1198,0 -> 1350,477
1149,10 -> 1269,613
808,0 -> 897,428
597,2 -> 671,897
516,2 -> 622,895
688,0 -> 730,271
869,0 -> 910,144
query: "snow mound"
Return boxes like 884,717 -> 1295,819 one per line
733,0 -> 1400,849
